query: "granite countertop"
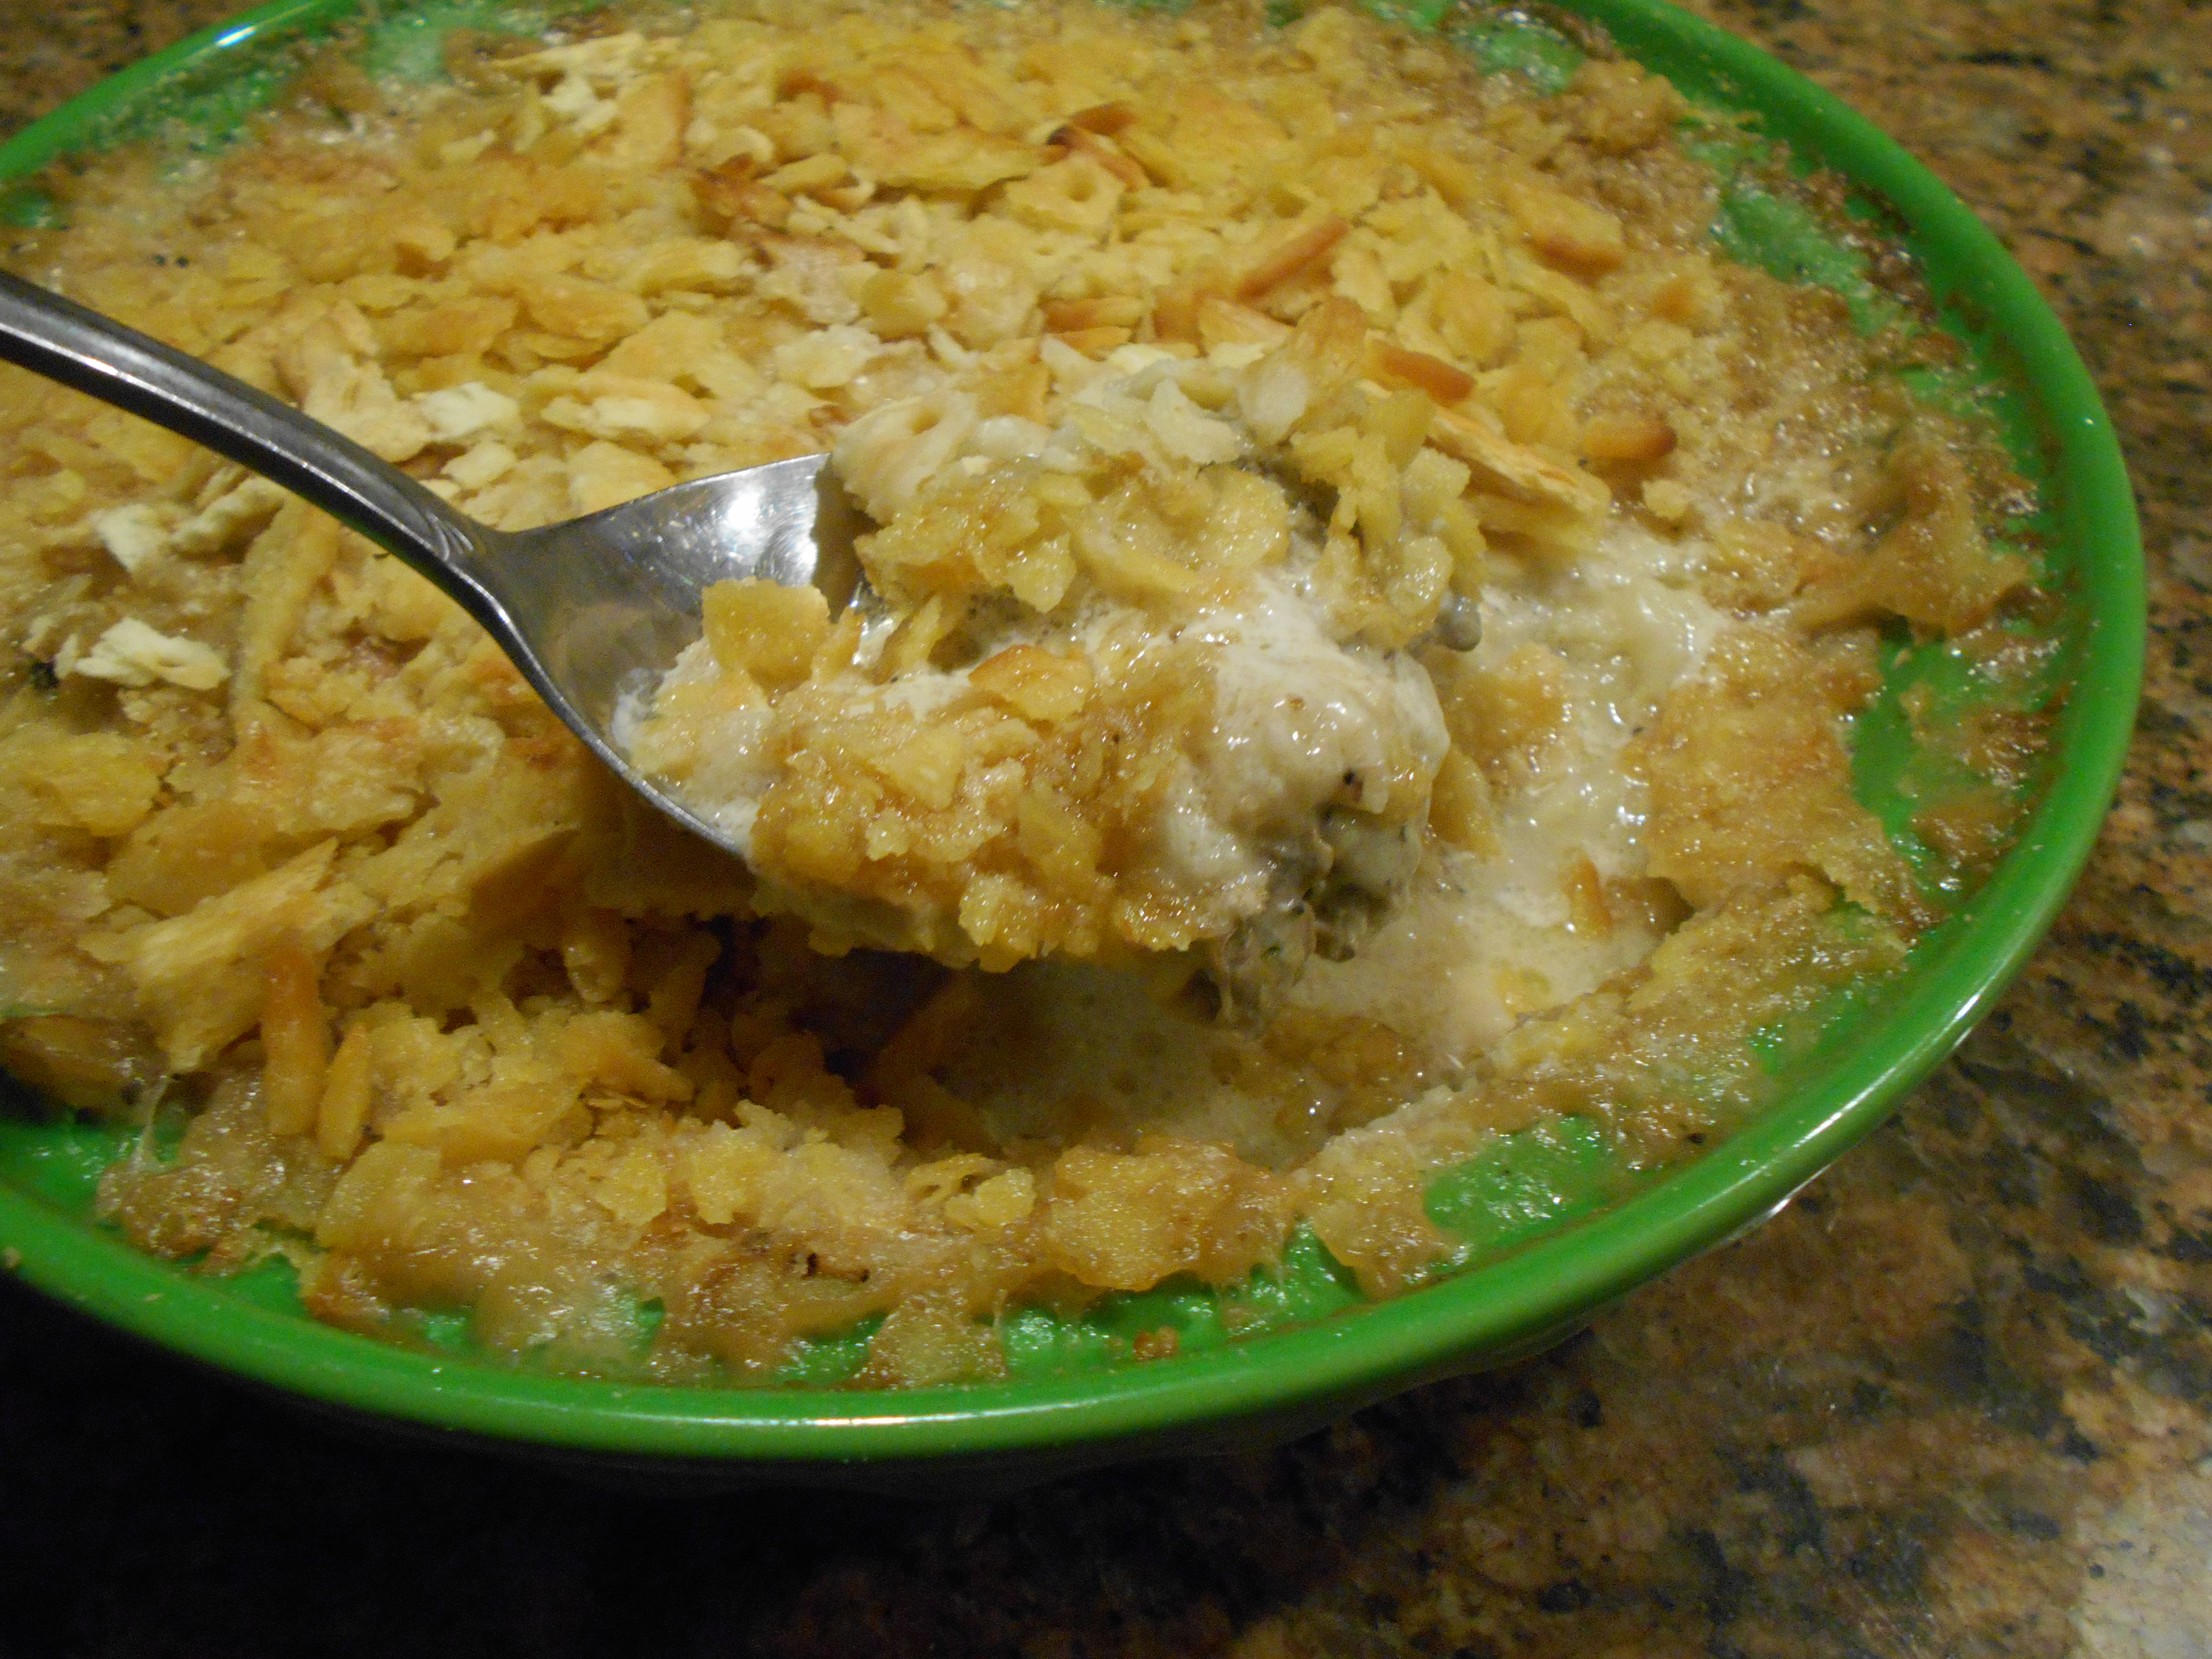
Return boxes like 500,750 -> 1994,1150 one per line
1,1 -> 2205,1653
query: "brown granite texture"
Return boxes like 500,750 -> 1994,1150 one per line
0,1 -> 2207,1654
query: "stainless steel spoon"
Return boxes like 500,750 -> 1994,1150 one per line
0,267 -> 863,853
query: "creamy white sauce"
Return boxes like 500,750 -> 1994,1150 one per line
1198,571 -> 1449,830
1476,522 -> 1723,926
924,518 -> 1729,1160
632,347 -> 1723,1044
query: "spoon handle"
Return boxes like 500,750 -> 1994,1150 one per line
0,268 -> 505,628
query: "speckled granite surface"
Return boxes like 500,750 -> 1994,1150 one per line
0,1 -> 2205,1653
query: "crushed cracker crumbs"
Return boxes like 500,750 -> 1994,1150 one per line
0,0 -> 2053,1384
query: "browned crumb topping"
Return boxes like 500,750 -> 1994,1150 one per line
0,0 -> 2048,1383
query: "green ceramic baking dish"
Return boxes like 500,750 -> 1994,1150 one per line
0,0 -> 2143,1490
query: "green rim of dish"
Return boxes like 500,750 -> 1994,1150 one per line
0,0 -> 2144,1465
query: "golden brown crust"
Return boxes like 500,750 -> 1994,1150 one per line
0,0 -> 2051,1383
1630,625 -> 1929,927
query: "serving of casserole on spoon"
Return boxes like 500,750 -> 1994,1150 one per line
0,269 -> 1548,1014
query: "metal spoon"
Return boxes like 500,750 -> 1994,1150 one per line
0,268 -> 864,854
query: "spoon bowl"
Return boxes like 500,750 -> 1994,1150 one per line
0,267 -> 864,852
